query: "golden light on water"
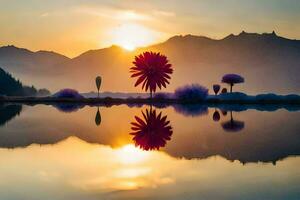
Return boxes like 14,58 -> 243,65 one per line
111,23 -> 157,51
0,137 -> 299,198
116,144 -> 150,164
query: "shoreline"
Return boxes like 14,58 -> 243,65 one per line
1,96 -> 300,105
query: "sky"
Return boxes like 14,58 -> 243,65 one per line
1,0 -> 300,57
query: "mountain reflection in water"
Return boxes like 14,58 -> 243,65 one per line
0,103 -> 299,164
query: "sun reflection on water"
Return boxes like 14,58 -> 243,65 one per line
116,144 -> 150,164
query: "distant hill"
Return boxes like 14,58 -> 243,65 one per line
1,31 -> 300,94
0,45 -> 70,90
0,68 -> 50,96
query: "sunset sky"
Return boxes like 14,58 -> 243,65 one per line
1,0 -> 300,57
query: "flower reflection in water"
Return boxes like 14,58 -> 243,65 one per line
130,109 -> 173,151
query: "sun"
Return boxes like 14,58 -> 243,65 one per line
122,43 -> 136,51
111,23 -> 156,51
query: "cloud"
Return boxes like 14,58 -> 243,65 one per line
40,12 -> 49,17
153,10 -> 176,17
74,6 -> 153,22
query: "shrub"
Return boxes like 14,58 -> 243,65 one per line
221,88 -> 228,94
153,92 -> 172,99
174,84 -> 208,101
54,89 -> 83,99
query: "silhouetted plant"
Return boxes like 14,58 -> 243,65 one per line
213,84 -> 221,95
222,74 -> 245,93
95,76 -> 102,98
213,110 -> 220,122
130,52 -> 173,98
221,88 -> 228,94
130,109 -> 173,151
174,84 -> 208,101
54,89 -> 83,99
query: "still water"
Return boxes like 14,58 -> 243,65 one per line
0,103 -> 299,200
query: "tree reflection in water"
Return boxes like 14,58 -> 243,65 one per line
0,104 -> 22,126
221,111 -> 245,132
130,108 -> 173,151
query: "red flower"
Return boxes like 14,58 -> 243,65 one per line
130,109 -> 173,151
130,52 -> 173,94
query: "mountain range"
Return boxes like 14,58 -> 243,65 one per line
0,31 -> 299,94
0,67 -> 50,96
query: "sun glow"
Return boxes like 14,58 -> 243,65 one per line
116,144 -> 149,164
111,23 -> 157,51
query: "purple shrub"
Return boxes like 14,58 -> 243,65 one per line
174,84 -> 208,101
153,92 -> 172,99
54,89 -> 83,99
222,74 -> 245,93
213,84 -> 221,95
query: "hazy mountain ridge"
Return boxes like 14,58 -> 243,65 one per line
0,32 -> 299,94
0,45 -> 70,89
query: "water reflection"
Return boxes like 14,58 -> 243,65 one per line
95,107 -> 101,126
0,138 -> 299,200
212,110 -> 220,122
52,103 -> 85,113
221,111 -> 245,132
0,104 -> 299,164
220,109 -> 228,116
0,104 -> 22,126
130,108 -> 173,150
173,104 -> 208,117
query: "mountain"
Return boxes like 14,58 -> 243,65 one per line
0,67 -> 50,96
1,31 -> 300,94
0,45 -> 70,89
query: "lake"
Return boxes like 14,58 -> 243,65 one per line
0,103 -> 299,200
